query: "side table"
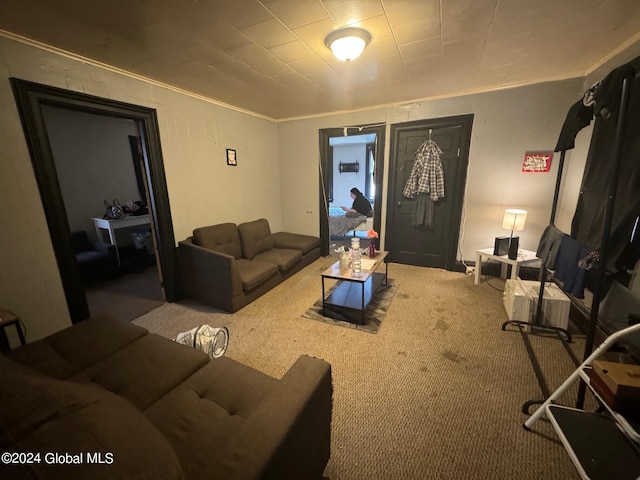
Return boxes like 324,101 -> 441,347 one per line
474,248 -> 540,285
0,310 -> 26,352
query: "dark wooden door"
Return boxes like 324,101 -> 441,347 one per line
386,115 -> 473,269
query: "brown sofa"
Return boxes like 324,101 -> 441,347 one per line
178,218 -> 320,312
1,316 -> 333,480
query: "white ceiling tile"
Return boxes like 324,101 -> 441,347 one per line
322,0 -> 386,26
262,0 -> 330,28
383,0 -> 440,24
357,14 -> 394,40
290,56 -> 333,75
240,18 -> 298,48
292,18 -> 339,60
224,42 -> 273,66
393,19 -> 441,45
1,0 -> 640,118
399,37 -> 441,60
268,41 -> 316,63
208,0 -> 273,28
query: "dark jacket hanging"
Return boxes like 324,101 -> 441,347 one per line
570,58 -> 640,274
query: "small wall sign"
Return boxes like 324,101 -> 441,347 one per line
226,148 -> 237,166
522,151 -> 553,173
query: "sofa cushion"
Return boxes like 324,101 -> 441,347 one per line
70,333 -> 210,411
238,218 -> 274,260
144,357 -> 278,480
193,223 -> 241,259
0,355 -> 185,480
253,248 -> 302,272
271,231 -> 321,255
235,258 -> 279,291
7,316 -> 148,379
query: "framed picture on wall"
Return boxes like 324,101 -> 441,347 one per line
226,148 -> 237,166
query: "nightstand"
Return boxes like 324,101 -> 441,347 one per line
474,248 -> 540,285
0,310 -> 26,352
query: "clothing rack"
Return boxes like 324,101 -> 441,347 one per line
502,69 -> 636,414
501,150 -> 580,413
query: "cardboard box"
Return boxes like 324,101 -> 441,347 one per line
588,367 -> 640,422
592,360 -> 640,399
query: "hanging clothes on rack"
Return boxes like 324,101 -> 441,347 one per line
554,83 -> 598,152
552,235 -> 592,298
508,56 -> 637,423
570,56 -> 640,275
536,224 -> 565,270
403,139 -> 444,228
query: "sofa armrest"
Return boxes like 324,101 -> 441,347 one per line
217,355 -> 333,480
271,232 -> 320,256
178,238 -> 243,310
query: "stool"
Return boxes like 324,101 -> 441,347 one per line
0,310 -> 26,352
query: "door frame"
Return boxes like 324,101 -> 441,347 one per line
10,78 -> 181,323
386,114 -> 473,270
319,124 -> 386,256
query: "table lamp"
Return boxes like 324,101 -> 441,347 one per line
502,208 -> 527,259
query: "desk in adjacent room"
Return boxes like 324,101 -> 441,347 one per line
474,247 -> 540,285
92,214 -> 151,265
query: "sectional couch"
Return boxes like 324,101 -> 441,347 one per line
1,316 -> 333,480
178,218 -> 321,312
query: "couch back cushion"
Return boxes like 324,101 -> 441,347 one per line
238,219 -> 274,260
193,223 -> 241,259
7,316 -> 148,379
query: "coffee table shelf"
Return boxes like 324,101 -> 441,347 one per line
321,251 -> 388,324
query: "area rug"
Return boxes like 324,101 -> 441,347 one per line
302,279 -> 397,333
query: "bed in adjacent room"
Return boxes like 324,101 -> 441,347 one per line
328,206 -> 373,236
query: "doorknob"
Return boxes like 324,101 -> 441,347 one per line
397,201 -> 402,207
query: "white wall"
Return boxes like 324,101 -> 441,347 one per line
278,79 -> 585,263
331,143 -> 367,208
0,35 -> 281,342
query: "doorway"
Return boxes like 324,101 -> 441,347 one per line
319,124 -> 386,256
10,78 -> 181,323
386,115 -> 473,269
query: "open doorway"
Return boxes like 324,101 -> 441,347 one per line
42,106 -> 165,322
10,78 -> 181,323
318,124 -> 386,257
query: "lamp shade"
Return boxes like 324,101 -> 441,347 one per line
324,27 -> 371,62
502,209 -> 527,231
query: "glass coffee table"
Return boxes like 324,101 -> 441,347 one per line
321,251 -> 389,325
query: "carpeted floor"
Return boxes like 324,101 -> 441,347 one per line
85,266 -> 165,322
133,256 -> 593,480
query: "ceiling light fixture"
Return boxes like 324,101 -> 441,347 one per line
324,27 -> 371,62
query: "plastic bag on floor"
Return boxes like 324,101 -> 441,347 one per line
174,325 -> 229,359
131,230 -> 154,255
